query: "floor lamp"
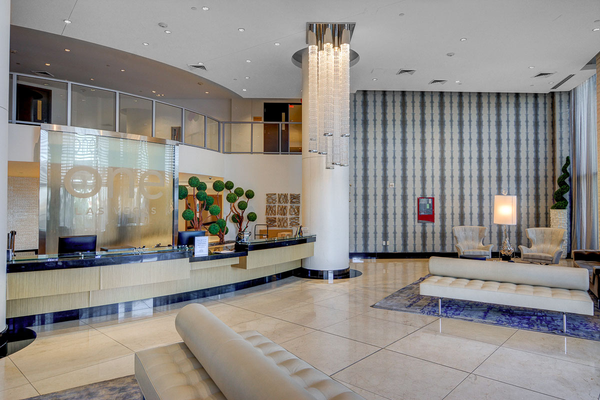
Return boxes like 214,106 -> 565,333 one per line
494,194 -> 517,261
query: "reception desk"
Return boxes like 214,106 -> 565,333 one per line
6,236 -> 315,325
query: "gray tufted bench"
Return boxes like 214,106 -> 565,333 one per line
420,257 -> 594,332
134,304 -> 365,400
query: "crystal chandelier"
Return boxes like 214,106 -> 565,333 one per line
307,23 -> 353,169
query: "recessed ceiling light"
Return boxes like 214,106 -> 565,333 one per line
455,80 -> 462,84
242,89 -> 247,91
447,52 -> 455,57
238,28 -> 245,32
43,83 -> 48,86
202,6 -> 209,11
205,91 -> 209,94
245,76 -> 250,79
164,30 -> 171,34
143,42 -> 149,46
529,66 -> 535,69
460,38 -> 467,41
399,13 -> 405,16
64,48 -> 70,52
191,7 -> 197,10
45,63 -> 50,66
90,78 -> 94,81
121,69 -> 125,72
372,78 -> 378,81
152,90 -> 156,93
158,22 -> 168,28
246,59 -> 251,63
274,42 -> 280,46
593,28 -> 600,32
63,19 -> 72,24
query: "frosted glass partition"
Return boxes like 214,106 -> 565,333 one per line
184,110 -> 205,147
119,94 -> 152,137
155,102 -> 182,141
39,125 -> 178,254
207,117 -> 219,151
223,123 -> 252,153
71,85 -> 116,131
16,75 -> 67,125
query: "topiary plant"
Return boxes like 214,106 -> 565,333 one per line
551,156 -> 570,210
221,183 -> 258,237
179,176 -> 219,232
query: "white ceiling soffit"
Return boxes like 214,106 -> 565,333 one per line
10,0 -> 600,98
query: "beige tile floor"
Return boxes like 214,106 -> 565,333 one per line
1,259 -> 600,400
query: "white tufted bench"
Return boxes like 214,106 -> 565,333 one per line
135,304 -> 365,400
420,257 -> 594,331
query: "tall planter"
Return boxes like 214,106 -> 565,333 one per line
550,209 -> 569,258
550,156 -> 570,259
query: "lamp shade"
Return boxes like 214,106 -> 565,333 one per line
493,195 -> 517,225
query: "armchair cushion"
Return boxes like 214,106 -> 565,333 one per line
520,228 -> 566,265
453,226 -> 493,258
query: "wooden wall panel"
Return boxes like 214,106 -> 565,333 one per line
7,267 -> 100,300
100,259 -> 190,289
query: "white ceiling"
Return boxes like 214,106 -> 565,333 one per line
10,0 -> 600,99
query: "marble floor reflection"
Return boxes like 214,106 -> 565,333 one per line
1,259 -> 599,400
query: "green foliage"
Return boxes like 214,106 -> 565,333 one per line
212,180 -> 225,192
188,176 -> 200,188
196,190 -> 208,202
225,181 -> 235,190
238,201 -> 248,210
208,223 -> 220,235
217,218 -> 227,229
205,197 -> 214,206
234,187 -> 244,197
226,193 -> 238,203
182,209 -> 195,221
245,189 -> 255,199
178,185 -> 188,200
198,182 -> 207,191
551,156 -> 571,210
232,214 -> 240,224
225,227 -> 229,235
247,212 -> 257,222
208,204 -> 221,216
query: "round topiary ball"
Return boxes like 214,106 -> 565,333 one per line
225,227 -> 229,235
231,214 -> 240,223
247,212 -> 257,222
226,193 -> 238,203
234,187 -> 244,197
178,185 -> 188,200
238,201 -> 248,210
245,189 -> 255,199
198,182 -> 207,191
205,197 -> 214,206
188,176 -> 200,188
217,218 -> 226,229
208,204 -> 221,216
212,180 -> 225,192
208,223 -> 220,235
182,209 -> 195,221
196,190 -> 208,202
225,181 -> 235,190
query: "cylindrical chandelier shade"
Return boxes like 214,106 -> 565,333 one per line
493,195 -> 517,225
306,23 -> 353,169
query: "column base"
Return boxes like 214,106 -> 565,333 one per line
295,268 -> 362,280
0,327 -> 36,359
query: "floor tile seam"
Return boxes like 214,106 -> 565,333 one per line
311,327 -> 389,349
420,316 -> 519,347
330,348 -> 386,377
87,329 -> 141,355
380,347 -> 479,375
462,325 -> 519,379
382,315 -> 442,349
212,298 -> 313,320
3,357 -> 40,396
92,313 -> 177,333
467,373 -> 566,399
333,376 -> 394,400
441,372 -> 473,400
362,309 -> 440,328
0,382 -> 40,397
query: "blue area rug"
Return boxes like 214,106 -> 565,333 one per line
373,276 -> 600,342
25,376 -> 142,400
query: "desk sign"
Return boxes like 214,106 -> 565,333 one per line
194,236 -> 209,257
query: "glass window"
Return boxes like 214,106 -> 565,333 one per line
155,102 -> 182,141
289,123 -> 302,153
16,75 -> 68,125
206,118 -> 219,151
223,123 -> 251,153
71,84 -> 116,131
8,74 -> 12,122
184,110 -> 205,147
119,94 -> 152,136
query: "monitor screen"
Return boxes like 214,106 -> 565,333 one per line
58,235 -> 97,254
178,230 -> 206,246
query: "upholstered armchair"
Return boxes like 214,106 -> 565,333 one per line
518,228 -> 566,265
453,226 -> 494,259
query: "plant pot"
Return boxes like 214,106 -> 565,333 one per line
236,231 -> 251,243
550,209 -> 569,259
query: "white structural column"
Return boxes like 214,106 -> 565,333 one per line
0,0 -> 8,335
301,50 -> 350,272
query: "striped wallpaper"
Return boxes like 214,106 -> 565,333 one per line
349,90 -> 571,254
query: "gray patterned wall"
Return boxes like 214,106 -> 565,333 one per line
350,90 -> 570,253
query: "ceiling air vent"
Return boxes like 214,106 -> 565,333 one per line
429,79 -> 447,85
31,70 -> 55,78
551,74 -> 575,90
533,72 -> 555,78
396,69 -> 416,75
188,63 -> 207,71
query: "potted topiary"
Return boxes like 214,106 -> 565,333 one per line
179,176 -> 216,231
207,180 -> 227,244
221,181 -> 257,243
550,156 -> 570,259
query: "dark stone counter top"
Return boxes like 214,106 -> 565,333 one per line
235,235 -> 316,252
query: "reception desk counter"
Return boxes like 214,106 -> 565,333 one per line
6,236 -> 315,323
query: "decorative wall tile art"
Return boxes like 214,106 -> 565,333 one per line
290,194 -> 301,204
266,193 -> 277,204
278,193 -> 289,204
289,205 -> 300,216
266,205 -> 277,216
266,217 -> 277,227
277,205 -> 288,216
289,217 -> 300,227
277,217 -> 289,227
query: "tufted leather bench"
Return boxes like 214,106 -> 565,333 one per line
134,304 -> 365,400
420,257 -> 594,331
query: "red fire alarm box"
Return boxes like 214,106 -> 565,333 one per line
418,197 -> 435,223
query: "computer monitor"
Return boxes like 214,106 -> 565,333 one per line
178,230 -> 206,247
58,235 -> 97,254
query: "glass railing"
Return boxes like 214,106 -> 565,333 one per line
8,72 -> 302,155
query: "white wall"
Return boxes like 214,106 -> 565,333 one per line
8,123 -> 39,162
